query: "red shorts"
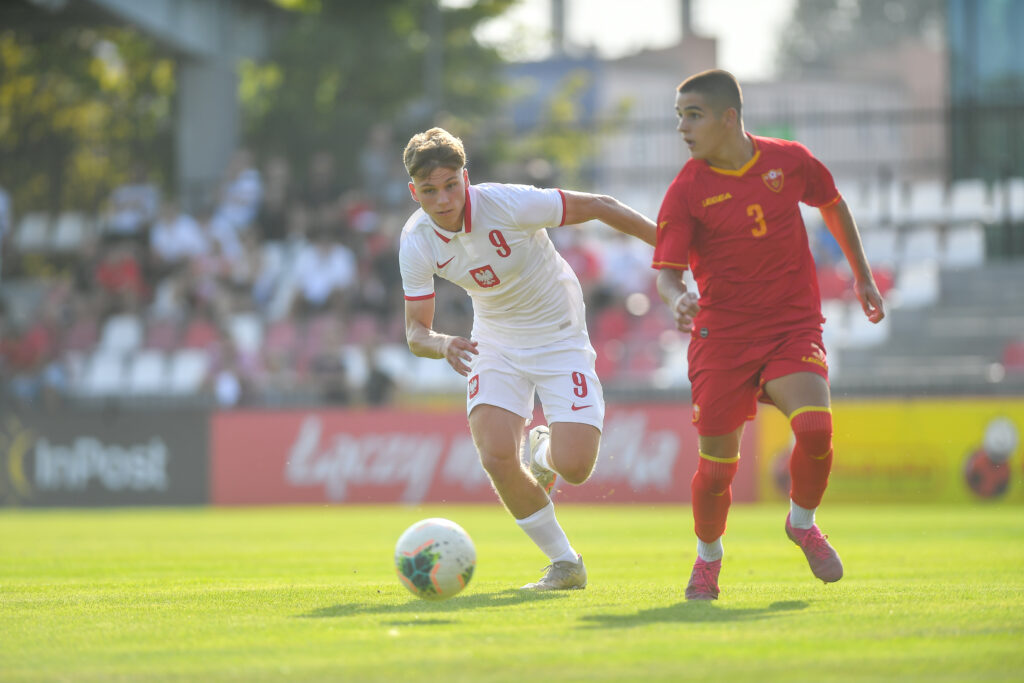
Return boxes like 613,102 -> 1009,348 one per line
687,328 -> 829,436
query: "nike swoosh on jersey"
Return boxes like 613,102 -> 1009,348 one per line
436,256 -> 455,268
570,403 -> 592,411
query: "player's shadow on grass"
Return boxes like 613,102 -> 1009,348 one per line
577,600 -> 808,629
301,588 -> 569,620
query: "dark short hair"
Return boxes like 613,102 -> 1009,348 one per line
678,69 -> 743,118
403,127 -> 467,180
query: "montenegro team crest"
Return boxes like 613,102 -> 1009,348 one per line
762,168 -> 784,193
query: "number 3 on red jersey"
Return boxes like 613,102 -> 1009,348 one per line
747,203 -> 767,237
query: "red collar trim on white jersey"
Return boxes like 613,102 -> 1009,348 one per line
432,228 -> 452,243
464,185 -> 473,233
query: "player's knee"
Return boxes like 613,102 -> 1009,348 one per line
791,408 -> 833,459
477,448 -> 520,481
556,453 -> 597,485
694,453 -> 739,495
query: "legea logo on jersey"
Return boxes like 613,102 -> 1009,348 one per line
470,265 -> 500,288
762,168 -> 784,193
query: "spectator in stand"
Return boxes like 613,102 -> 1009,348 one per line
0,296 -> 64,409
202,326 -> 263,408
214,149 -> 262,232
304,316 -> 351,405
148,199 -> 208,280
290,227 -> 357,318
93,237 -> 148,316
255,154 -> 293,242
0,185 -> 11,280
304,151 -> 347,236
361,343 -> 397,406
103,163 -> 160,244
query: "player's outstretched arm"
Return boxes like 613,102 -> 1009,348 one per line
561,191 -> 657,246
819,198 -> 886,323
656,268 -> 700,333
405,298 -> 478,375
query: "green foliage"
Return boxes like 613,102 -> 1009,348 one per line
777,0 -> 945,76
0,28 -> 174,213
1,504 -> 1022,681
241,0 -> 516,189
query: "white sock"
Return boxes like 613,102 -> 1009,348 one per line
515,501 -> 578,564
697,537 -> 723,562
789,500 -> 816,529
533,432 -> 555,473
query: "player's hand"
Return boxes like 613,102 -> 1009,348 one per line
442,335 -> 479,376
855,279 -> 886,323
671,292 -> 700,333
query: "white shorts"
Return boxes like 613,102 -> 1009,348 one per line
466,333 -> 605,430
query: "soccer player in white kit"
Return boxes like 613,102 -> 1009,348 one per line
399,128 -> 657,590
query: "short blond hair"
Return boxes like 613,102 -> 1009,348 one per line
403,127 -> 467,180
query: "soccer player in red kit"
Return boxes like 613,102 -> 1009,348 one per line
653,70 -> 886,600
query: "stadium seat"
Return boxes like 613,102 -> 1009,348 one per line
948,179 -> 992,224
898,225 -> 942,267
860,228 -> 899,270
15,213 -> 51,252
904,179 -> 947,225
228,312 -> 264,355
844,301 -> 890,348
51,212 -> 93,252
78,350 -> 127,397
942,224 -> 986,269
98,314 -> 144,354
821,299 -> 849,352
167,349 -> 209,394
1006,177 -> 1024,222
127,350 -> 168,395
893,261 -> 940,308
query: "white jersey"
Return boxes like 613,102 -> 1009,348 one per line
399,182 -> 587,348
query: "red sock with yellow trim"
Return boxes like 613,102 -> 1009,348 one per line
691,453 -> 740,543
788,408 -> 833,510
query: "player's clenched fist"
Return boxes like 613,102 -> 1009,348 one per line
671,292 -> 700,333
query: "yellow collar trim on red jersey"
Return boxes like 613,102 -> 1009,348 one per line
708,135 -> 760,178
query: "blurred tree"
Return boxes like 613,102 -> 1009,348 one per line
241,0 -> 516,191
777,0 -> 945,76
0,28 -> 175,214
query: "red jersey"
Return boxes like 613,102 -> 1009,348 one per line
653,135 -> 840,340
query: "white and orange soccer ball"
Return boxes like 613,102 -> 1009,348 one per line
394,518 -> 476,600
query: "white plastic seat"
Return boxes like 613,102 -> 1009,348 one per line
127,350 -> 168,395
898,225 -> 942,267
168,349 -> 209,394
15,213 -> 51,252
78,350 -> 127,397
893,261 -> 940,308
821,299 -> 849,352
844,301 -> 890,348
228,312 -> 264,355
949,179 -> 992,224
1005,177 -> 1024,222
51,212 -> 92,252
904,179 -> 947,225
98,314 -> 144,354
860,228 -> 899,270
942,224 -> 985,269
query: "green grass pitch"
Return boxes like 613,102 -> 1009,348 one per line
2,503 -> 1022,682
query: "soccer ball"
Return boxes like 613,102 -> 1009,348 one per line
394,518 -> 476,600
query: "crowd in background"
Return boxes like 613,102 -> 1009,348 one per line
1,129 -> 868,412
